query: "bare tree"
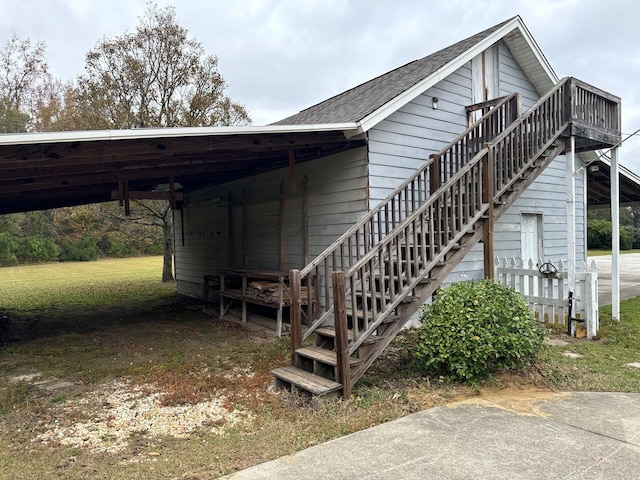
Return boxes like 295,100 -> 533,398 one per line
0,33 -> 55,132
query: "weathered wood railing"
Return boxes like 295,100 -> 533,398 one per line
569,78 -> 621,142
288,92 -> 522,349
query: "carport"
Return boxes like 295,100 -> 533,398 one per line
0,127 -> 636,319
0,125 -> 364,215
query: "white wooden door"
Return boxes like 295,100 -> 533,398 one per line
521,213 -> 542,296
521,213 -> 542,265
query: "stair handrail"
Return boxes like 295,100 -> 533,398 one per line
343,147 -> 492,355
290,92 -> 521,343
298,92 -> 520,279
343,78 -> 587,354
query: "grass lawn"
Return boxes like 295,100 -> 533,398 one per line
1,257 -> 639,478
587,249 -> 640,256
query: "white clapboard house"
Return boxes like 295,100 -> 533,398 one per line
171,16 -> 621,397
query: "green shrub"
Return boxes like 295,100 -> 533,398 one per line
621,226 -> 635,250
587,219 -> 611,249
414,279 -> 544,385
0,232 -> 17,266
15,236 -> 58,263
59,235 -> 100,262
587,219 -> 635,250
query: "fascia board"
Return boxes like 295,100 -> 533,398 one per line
0,123 -> 362,146
358,17 -> 557,132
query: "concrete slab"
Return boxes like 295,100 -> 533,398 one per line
591,253 -> 640,306
222,392 -> 640,480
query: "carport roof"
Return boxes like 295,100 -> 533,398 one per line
0,123 -> 364,215
588,157 -> 640,207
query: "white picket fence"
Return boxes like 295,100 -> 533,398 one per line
495,257 -> 599,338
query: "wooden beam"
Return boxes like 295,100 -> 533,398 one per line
279,179 -> 285,271
288,149 -> 297,192
482,148 -> 494,279
289,269 -> 302,361
110,190 -> 184,201
242,188 -> 249,269
303,175 -> 309,266
169,175 -> 177,210
123,180 -> 130,216
228,191 -> 234,268
332,271 -> 351,398
117,180 -> 124,206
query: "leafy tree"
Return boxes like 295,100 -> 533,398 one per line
0,98 -> 29,132
47,3 -> 251,280
72,3 -> 250,129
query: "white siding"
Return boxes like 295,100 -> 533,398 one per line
175,147 -> 369,297
367,67 -> 472,205
446,41 -> 586,283
365,39 -> 585,298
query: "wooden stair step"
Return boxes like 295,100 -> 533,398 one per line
271,366 -> 342,396
315,326 -> 382,344
296,345 -> 362,366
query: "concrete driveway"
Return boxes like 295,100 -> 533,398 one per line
590,253 -> 640,306
222,392 -> 640,479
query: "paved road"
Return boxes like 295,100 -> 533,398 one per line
590,253 -> 640,306
222,392 -> 640,479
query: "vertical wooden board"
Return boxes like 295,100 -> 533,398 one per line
332,271 -> 351,398
279,179 -> 285,271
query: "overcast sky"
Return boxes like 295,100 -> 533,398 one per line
2,0 -> 639,171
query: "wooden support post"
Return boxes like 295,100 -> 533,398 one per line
279,180 -> 285,272
303,175 -> 309,266
123,180 -> 130,216
227,191 -> 234,268
242,188 -> 249,268
429,154 -> 440,194
332,271 -> 351,398
289,269 -> 302,362
482,147 -> 495,279
117,181 -> 125,206
288,149 -> 297,192
168,175 -> 177,210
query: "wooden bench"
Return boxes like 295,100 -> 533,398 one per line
218,268 -> 313,337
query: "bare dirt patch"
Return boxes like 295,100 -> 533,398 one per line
32,379 -> 252,454
0,299 -> 558,479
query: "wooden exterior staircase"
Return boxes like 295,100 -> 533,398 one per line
272,77 -> 621,398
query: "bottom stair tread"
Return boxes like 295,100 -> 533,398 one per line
271,366 -> 342,396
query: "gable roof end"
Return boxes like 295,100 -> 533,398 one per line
274,16 -> 559,133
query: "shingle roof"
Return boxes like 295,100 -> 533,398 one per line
273,17 -> 516,126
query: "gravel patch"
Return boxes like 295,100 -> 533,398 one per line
562,351 -> 583,359
32,379 -> 253,453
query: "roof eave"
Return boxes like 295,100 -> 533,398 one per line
0,122 -> 363,146
358,16 -> 559,133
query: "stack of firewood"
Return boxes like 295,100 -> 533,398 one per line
247,281 -> 313,304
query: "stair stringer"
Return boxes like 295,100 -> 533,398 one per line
349,228 -> 484,384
